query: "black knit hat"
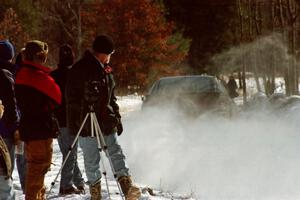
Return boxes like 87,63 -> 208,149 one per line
58,44 -> 74,68
93,35 -> 114,55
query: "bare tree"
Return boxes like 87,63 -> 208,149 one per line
237,0 -> 248,103
37,0 -> 85,57
275,0 -> 300,95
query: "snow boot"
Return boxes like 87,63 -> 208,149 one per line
89,182 -> 101,200
59,185 -> 82,195
118,176 -> 141,200
38,186 -> 46,200
76,184 -> 85,194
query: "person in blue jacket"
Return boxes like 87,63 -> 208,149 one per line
0,39 -> 20,200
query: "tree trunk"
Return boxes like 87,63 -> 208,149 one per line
238,71 -> 243,89
254,72 -> 261,92
271,0 -> 276,94
242,60 -> 247,102
287,0 -> 298,94
76,0 -> 82,57
238,0 -> 248,103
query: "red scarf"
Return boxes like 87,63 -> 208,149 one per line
16,60 -> 61,105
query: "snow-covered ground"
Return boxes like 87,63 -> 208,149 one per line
13,95 -> 192,200
12,79 -> 300,200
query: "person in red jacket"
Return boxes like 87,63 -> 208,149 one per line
15,40 -> 61,200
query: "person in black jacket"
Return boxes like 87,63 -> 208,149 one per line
13,49 -> 26,193
227,75 -> 239,98
15,40 -> 61,200
66,35 -> 141,200
50,44 -> 85,195
0,39 -> 19,200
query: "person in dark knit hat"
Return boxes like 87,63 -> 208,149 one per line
92,35 -> 115,55
0,40 -> 14,61
50,44 -> 85,195
15,39 -> 61,200
0,39 -> 19,200
66,35 -> 141,200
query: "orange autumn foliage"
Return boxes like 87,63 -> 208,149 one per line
0,8 -> 29,51
82,0 -> 189,89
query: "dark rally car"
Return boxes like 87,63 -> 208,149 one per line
142,75 -> 237,117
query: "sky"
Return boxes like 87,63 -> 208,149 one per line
12,78 -> 300,200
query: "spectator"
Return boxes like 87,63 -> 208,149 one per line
14,48 -> 26,193
15,40 -> 61,200
227,75 -> 239,98
66,35 -> 141,200
50,44 -> 85,195
0,39 -> 20,200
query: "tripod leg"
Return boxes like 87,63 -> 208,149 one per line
46,112 -> 90,197
93,119 -> 111,200
91,111 -> 94,137
92,113 -> 125,200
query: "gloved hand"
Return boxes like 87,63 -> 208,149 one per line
0,100 -> 4,119
117,119 -> 123,136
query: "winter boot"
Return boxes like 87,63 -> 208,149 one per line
76,184 -> 85,194
59,185 -> 82,195
89,182 -> 101,200
118,176 -> 141,200
38,186 -> 46,200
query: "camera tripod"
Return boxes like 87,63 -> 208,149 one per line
47,105 -> 124,200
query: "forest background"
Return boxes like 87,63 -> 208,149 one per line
1,0 -> 300,97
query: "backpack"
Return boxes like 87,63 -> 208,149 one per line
0,136 -> 12,178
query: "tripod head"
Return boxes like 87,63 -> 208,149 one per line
87,104 -> 95,112
84,80 -> 104,111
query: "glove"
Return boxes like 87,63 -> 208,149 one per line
117,120 -> 123,136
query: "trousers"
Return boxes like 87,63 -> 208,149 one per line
25,139 -> 52,200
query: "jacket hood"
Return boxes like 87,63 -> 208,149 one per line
22,60 -> 52,73
0,59 -> 17,76
16,61 -> 61,105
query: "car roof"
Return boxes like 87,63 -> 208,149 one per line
157,75 -> 216,81
149,75 -> 226,94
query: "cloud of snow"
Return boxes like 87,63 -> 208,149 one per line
119,103 -> 300,200
212,33 -> 290,75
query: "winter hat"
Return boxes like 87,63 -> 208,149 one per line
58,44 -> 74,68
0,40 -> 15,61
93,35 -> 115,55
24,40 -> 48,61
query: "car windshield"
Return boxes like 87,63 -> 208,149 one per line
150,76 -> 223,95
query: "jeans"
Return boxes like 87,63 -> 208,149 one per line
16,151 -> 26,192
0,137 -> 15,200
79,132 -> 129,185
0,176 -> 15,200
4,138 -> 26,193
57,127 -> 84,189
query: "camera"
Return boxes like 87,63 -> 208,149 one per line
84,81 -> 104,104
